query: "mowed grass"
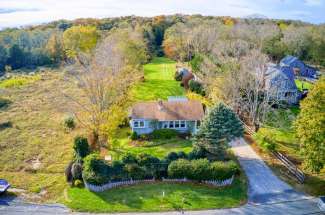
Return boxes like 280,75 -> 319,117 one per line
295,79 -> 313,91
66,179 -> 246,213
110,128 -> 193,159
131,57 -> 185,101
0,71 -> 85,201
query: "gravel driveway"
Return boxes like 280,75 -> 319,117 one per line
229,138 -> 309,204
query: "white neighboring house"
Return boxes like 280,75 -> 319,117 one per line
130,97 -> 205,135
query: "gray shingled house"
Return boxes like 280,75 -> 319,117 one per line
130,97 -> 204,135
265,64 -> 299,104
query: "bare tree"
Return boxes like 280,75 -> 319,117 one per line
64,32 -> 141,148
210,49 -> 275,130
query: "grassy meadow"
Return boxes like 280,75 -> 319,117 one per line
0,71 -> 85,201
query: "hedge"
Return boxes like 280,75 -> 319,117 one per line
168,159 -> 239,181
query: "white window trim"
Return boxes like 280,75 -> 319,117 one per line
133,120 -> 145,128
161,120 -> 187,129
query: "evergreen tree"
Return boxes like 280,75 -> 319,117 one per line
294,78 -> 325,173
194,103 -> 244,156
7,44 -> 25,69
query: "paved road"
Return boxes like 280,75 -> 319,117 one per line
229,138 -> 309,204
1,138 -> 322,214
0,196 -> 323,215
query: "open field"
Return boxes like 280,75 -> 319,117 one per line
66,179 -> 246,213
0,71 -> 85,201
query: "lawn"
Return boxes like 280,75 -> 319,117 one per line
110,128 -> 193,160
131,57 -> 185,101
66,179 -> 246,213
0,74 -> 41,88
295,79 -> 313,91
0,71 -> 85,202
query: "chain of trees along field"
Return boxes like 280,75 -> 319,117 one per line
0,15 -> 324,201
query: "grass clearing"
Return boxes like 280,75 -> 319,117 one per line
295,79 -> 313,91
66,178 -> 246,213
131,57 -> 185,101
0,74 -> 41,88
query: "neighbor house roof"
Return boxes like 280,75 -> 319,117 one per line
280,55 -> 298,66
131,100 -> 204,121
265,65 -> 297,90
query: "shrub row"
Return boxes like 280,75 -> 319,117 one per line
168,159 -> 239,181
189,80 -> 205,96
131,129 -> 183,140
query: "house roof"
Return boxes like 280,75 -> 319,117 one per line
280,55 -> 298,66
265,65 -> 297,90
131,100 -> 204,121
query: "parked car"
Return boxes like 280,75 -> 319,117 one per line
318,196 -> 325,212
0,179 -> 10,194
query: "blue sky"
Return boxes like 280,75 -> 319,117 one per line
0,0 -> 324,28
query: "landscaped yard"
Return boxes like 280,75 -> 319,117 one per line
66,179 -> 246,213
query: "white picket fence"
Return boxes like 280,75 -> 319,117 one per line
84,176 -> 234,192
162,175 -> 234,187
84,179 -> 155,192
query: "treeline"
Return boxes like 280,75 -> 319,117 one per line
1,15 -> 323,74
0,15 -> 177,73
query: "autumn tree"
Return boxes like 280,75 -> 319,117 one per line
294,78 -> 325,173
63,25 -> 99,58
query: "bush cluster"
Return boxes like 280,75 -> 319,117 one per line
168,159 -> 239,181
130,129 -> 180,141
64,116 -> 75,130
189,80 -> 205,96
174,71 -> 183,81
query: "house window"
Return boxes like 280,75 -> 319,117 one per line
175,121 -> 180,128
133,120 -> 145,128
180,121 -> 186,128
169,121 -> 174,128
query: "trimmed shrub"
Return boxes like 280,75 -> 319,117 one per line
177,151 -> 187,159
168,159 -> 192,179
210,161 -> 239,180
122,153 -> 138,164
82,154 -> 110,185
150,129 -> 178,139
64,116 -> 75,130
71,162 -> 83,180
166,152 -> 179,162
189,80 -> 205,96
168,158 -> 239,181
188,146 -> 206,160
73,136 -> 90,159
174,71 -> 183,81
130,131 -> 138,140
124,163 -> 146,180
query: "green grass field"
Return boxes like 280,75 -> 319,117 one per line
66,179 -> 246,213
0,75 -> 41,88
131,57 -> 185,101
295,79 -> 313,91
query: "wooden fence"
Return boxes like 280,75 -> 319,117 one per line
84,176 -> 235,192
273,151 -> 305,183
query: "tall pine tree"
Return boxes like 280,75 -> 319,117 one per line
194,103 -> 244,157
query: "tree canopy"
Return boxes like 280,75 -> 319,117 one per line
294,78 -> 325,173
